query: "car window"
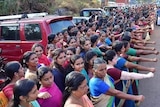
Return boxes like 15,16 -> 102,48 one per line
24,24 -> 42,41
0,25 -> 20,40
83,11 -> 91,17
50,20 -> 73,34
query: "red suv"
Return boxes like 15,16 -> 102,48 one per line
0,13 -> 74,62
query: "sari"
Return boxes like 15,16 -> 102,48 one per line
90,75 -> 115,107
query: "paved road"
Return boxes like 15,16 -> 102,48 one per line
139,25 -> 160,107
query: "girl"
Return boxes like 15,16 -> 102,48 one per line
78,36 -> 91,59
37,66 -> 62,107
12,79 -> 39,107
63,71 -> 94,107
31,43 -> 50,67
69,55 -> 90,85
2,61 -> 24,100
51,48 -> 67,92
89,58 -> 145,107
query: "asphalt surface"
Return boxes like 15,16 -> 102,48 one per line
138,25 -> 160,107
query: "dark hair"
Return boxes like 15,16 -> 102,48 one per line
67,26 -> 74,32
56,32 -> 61,36
53,48 -> 64,61
4,61 -> 21,84
66,55 -> 82,73
52,48 -> 65,73
112,41 -> 123,53
67,36 -> 77,44
21,51 -> 36,68
123,41 -> 129,48
37,66 -> 52,80
62,29 -> 68,35
63,71 -> 85,106
125,27 -> 133,32
13,79 -> 36,107
104,50 -> 116,63
31,43 -> 44,51
84,50 -> 97,71
93,58 -> 106,70
70,55 -> 82,67
121,35 -> 131,42
99,30 -> 106,37
66,47 -> 76,54
90,35 -> 99,47
79,36 -> 90,46
48,34 -> 56,44
46,44 -> 55,54
83,27 -> 89,33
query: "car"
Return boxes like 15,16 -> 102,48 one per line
72,17 -> 89,24
80,8 -> 107,17
0,13 -> 74,62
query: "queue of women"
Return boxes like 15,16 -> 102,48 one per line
0,4 -> 158,107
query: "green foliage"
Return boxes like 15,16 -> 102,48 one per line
0,0 -> 101,15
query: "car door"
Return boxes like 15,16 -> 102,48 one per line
0,23 -> 23,62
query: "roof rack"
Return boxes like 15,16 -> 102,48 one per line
0,12 -> 48,21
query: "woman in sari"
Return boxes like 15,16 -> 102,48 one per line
63,71 -> 94,107
89,58 -> 145,107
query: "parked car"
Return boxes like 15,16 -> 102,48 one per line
0,13 -> 74,62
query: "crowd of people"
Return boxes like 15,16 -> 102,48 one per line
0,4 -> 159,107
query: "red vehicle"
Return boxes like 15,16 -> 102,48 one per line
0,13 -> 74,62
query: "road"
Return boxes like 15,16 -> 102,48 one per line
139,25 -> 160,107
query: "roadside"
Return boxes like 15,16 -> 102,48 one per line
139,25 -> 160,107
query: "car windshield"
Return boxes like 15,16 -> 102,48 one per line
50,20 -> 74,34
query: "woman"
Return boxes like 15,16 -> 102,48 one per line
2,61 -> 24,100
31,43 -> 50,66
89,58 -> 145,107
21,51 -> 38,78
66,36 -> 77,48
51,48 -> 67,92
37,66 -> 62,107
63,71 -> 94,107
11,79 -> 40,107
